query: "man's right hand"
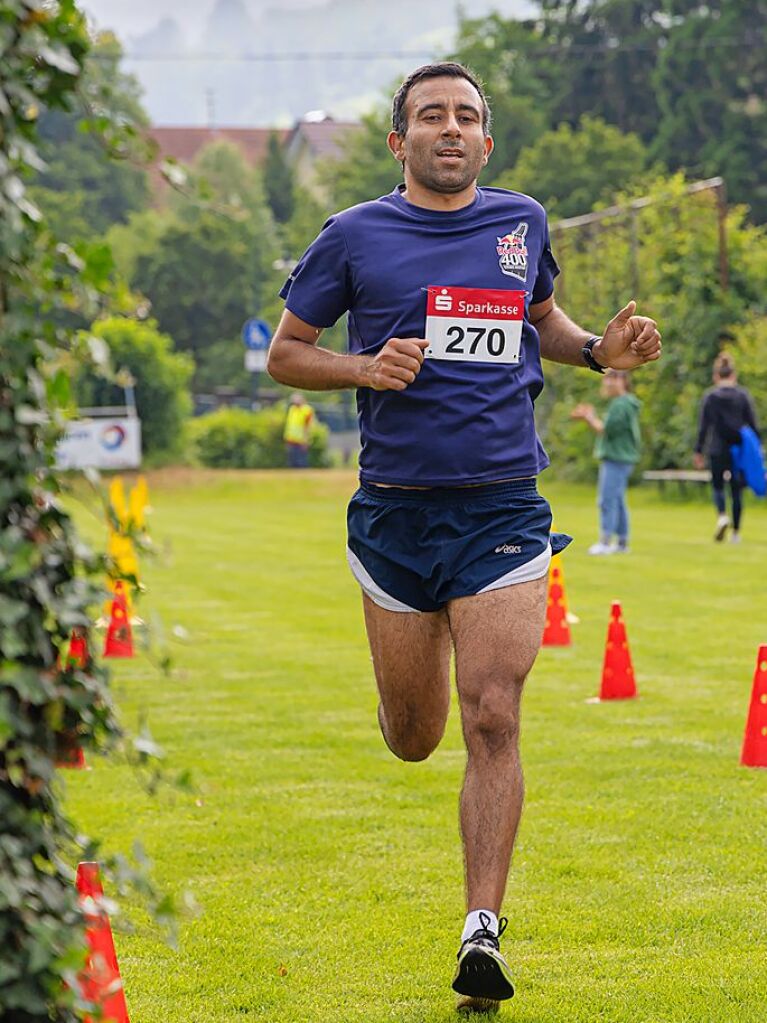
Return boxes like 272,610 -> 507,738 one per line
362,338 -> 429,391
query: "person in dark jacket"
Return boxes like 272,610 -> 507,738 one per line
571,369 -> 642,554
693,352 -> 761,543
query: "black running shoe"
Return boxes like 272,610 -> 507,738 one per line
452,913 -> 514,1009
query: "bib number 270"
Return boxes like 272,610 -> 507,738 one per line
425,285 -> 525,365
445,324 -> 507,357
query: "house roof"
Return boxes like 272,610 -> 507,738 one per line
285,117 -> 359,161
147,126 -> 289,168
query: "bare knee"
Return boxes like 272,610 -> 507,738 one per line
461,679 -> 525,757
378,703 -> 445,762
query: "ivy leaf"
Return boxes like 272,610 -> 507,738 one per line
86,334 -> 109,369
38,45 -> 80,76
0,595 -> 27,626
15,404 -> 48,425
46,369 -> 71,409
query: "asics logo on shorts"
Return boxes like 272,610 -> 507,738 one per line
495,543 -> 522,555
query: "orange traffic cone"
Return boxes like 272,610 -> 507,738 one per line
56,630 -> 89,769
56,741 -> 87,770
68,630 -> 89,668
741,646 -> 767,768
599,601 -> 636,700
76,862 -> 130,1023
103,582 -> 133,658
542,561 -> 571,646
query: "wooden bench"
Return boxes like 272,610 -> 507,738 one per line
642,469 -> 711,493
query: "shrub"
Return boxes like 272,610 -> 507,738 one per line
190,404 -> 330,468
76,316 -> 194,459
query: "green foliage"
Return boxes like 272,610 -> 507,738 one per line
730,315 -> 767,414
496,116 -> 651,219
454,3 -> 767,221
106,207 -> 178,282
318,107 -> 402,210
0,4 -> 118,1018
190,405 -> 330,469
129,143 -> 281,390
178,140 -> 265,218
0,7 -> 174,1018
281,184 -> 330,260
76,317 -> 194,458
448,12 -> 553,177
542,174 -> 767,477
263,131 -> 295,224
650,3 -> 767,222
31,32 -> 150,240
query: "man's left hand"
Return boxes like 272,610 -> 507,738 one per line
594,301 -> 662,370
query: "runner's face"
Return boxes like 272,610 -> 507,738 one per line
392,77 -> 492,195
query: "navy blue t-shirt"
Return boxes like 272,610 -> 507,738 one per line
279,185 -> 559,487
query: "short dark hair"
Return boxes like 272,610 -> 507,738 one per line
391,62 -> 492,137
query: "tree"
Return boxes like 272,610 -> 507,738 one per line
76,317 -> 194,458
263,130 -> 295,224
536,0 -> 667,141
30,32 -> 150,239
538,174 -> 767,477
318,107 -> 402,210
455,3 -> 767,222
650,2 -> 767,222
130,143 -> 280,390
495,116 -> 652,219
450,12 -> 555,178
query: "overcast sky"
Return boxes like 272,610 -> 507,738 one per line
79,0 -> 532,126
82,0 -> 327,41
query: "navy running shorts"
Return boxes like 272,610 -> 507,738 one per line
346,478 -> 572,613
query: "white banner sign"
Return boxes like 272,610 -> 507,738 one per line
55,417 -> 142,470
244,349 -> 268,372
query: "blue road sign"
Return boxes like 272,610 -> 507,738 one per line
242,318 -> 272,350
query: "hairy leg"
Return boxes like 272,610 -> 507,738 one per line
447,575 -> 548,912
362,594 -> 452,762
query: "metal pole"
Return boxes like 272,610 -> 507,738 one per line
629,208 -> 639,296
715,180 -> 729,291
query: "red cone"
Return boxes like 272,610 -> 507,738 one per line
741,646 -> 767,768
76,862 -> 130,1022
56,630 -> 89,769
542,562 -> 571,646
103,581 -> 134,658
599,601 -> 637,700
68,629 -> 89,668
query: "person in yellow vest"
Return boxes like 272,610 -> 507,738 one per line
283,392 -> 314,467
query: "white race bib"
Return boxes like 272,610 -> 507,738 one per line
425,286 -> 525,364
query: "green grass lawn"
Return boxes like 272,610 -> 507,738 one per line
66,469 -> 767,1022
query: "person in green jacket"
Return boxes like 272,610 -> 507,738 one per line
571,369 -> 642,555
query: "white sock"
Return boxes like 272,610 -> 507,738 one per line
462,909 -> 498,942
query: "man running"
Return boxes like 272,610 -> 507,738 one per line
267,62 -> 661,1011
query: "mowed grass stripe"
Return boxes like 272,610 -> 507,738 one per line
66,470 -> 767,1022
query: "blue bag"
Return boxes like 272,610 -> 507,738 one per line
731,426 -> 766,497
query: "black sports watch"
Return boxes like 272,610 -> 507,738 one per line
582,335 -> 605,373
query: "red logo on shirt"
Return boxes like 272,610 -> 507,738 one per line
497,223 -> 529,282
